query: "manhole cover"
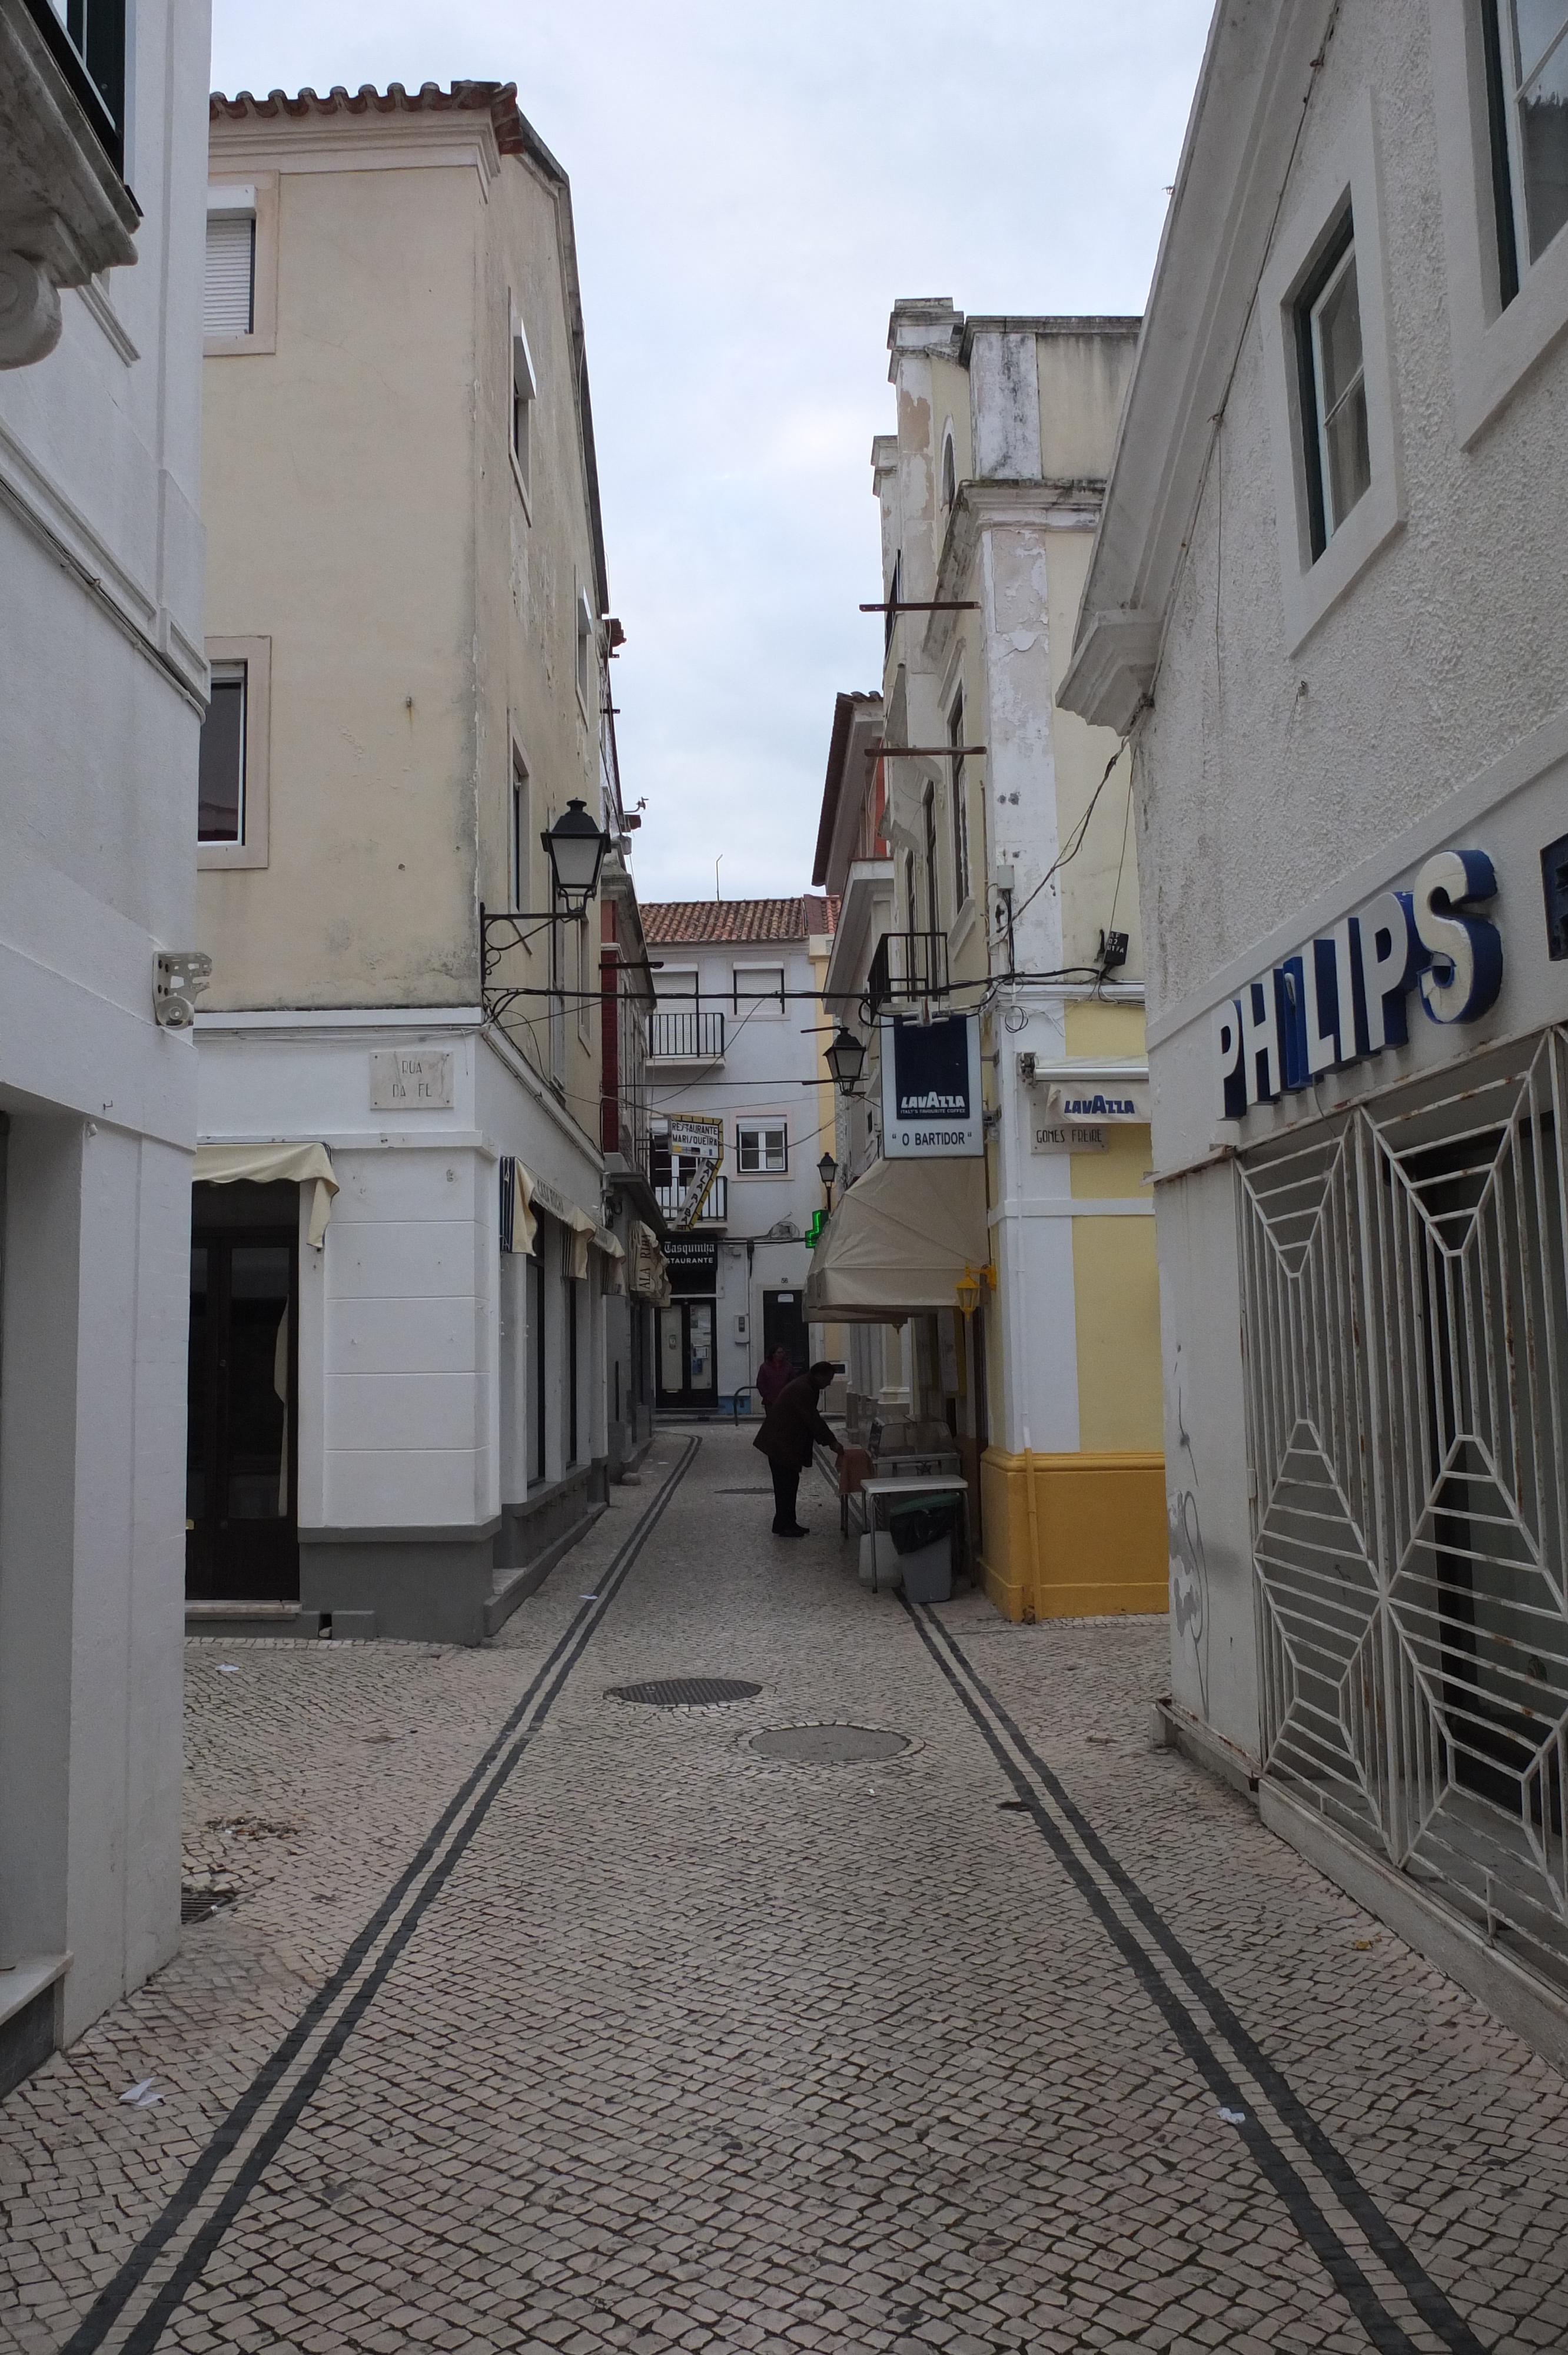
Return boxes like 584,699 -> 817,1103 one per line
607,1677 -> 762,1706
749,1724 -> 909,1764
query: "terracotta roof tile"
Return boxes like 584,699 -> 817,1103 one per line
641,897 -> 837,947
210,81 -> 534,160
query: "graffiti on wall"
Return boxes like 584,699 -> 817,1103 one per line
1168,1358 -> 1211,1719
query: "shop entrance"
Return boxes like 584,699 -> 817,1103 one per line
762,1288 -> 808,1374
187,1182 -> 299,1601
657,1299 -> 716,1409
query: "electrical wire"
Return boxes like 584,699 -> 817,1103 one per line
1006,741 -> 1128,930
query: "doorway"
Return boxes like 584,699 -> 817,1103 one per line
187,1182 -> 299,1601
762,1288 -> 808,1375
657,1299 -> 716,1409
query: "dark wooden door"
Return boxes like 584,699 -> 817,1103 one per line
187,1216 -> 299,1600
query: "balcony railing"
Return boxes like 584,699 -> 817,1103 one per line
654,1175 -> 727,1224
868,930 -> 949,1013
649,1009 -> 725,1060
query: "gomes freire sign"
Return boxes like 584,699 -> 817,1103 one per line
1214,848 -> 1503,1119
882,1014 -> 983,1159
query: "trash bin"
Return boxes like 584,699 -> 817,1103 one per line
888,1500 -> 956,1604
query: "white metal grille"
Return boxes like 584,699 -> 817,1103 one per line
204,214 -> 255,337
1240,1024 -> 1568,1987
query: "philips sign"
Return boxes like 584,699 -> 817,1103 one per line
1214,849 -> 1502,1118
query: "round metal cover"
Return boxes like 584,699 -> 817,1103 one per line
750,1724 -> 909,1764
607,1677 -> 762,1706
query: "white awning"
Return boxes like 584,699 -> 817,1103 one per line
194,1142 -> 338,1249
516,1163 -> 597,1274
803,1154 -> 989,1322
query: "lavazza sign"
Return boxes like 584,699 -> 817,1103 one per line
1212,849 -> 1502,1116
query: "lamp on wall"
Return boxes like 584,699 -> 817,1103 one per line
542,797 -> 611,912
955,1262 -> 995,1319
825,1026 -> 866,1094
817,1151 -> 837,1209
480,796 -> 613,1023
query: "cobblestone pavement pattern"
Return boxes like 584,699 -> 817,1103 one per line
3,1430 -> 1567,2354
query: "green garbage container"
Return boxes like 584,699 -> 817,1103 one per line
888,1500 -> 956,1604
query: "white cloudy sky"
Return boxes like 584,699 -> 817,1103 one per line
210,2 -> 1214,904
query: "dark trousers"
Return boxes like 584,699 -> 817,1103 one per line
770,1461 -> 802,1532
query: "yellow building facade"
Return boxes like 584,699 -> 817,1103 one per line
812,304 -> 1163,1623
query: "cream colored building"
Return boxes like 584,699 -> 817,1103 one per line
809,301 -> 1164,1621
194,81 -> 644,1644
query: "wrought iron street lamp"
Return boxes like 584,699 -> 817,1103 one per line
824,1026 -> 866,1095
817,1150 -> 837,1210
542,797 -> 611,913
479,797 -> 613,1024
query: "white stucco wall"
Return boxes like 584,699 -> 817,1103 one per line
0,1 -> 210,2036
1130,0 -> 1568,1746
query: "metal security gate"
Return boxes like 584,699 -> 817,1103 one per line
1240,1026 -> 1568,1986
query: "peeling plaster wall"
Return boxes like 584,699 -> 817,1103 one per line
1037,333 -> 1138,482
971,334 -> 1042,479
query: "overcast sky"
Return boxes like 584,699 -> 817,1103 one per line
210,2 -> 1214,905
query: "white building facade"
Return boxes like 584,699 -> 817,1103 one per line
0,0 -> 208,2087
641,900 -> 837,1415
1064,0 -> 1568,2054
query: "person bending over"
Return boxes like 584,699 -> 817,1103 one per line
753,1360 -> 843,1538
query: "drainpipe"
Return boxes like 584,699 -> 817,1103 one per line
1021,1423 -> 1042,1627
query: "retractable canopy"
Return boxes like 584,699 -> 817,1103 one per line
194,1142 -> 338,1248
803,1155 -> 989,1323
629,1220 -> 672,1308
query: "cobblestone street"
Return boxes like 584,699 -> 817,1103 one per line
3,1430 -> 1566,2354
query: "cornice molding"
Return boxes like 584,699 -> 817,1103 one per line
1061,0 -> 1337,732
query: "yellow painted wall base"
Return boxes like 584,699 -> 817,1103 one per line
976,1448 -> 1167,1623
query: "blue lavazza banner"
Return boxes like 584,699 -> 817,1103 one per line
881,1013 -> 984,1159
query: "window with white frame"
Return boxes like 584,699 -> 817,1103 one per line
1486,1 -> 1568,300
736,1121 -> 788,1173
655,968 -> 699,1002
511,313 -> 536,500
204,175 -> 277,353
922,779 -> 941,933
1295,213 -> 1370,559
1258,89 -> 1402,648
948,688 -> 971,908
733,965 -> 784,1015
204,197 -> 255,337
199,664 -> 247,841
576,591 -> 595,714
198,637 -> 270,867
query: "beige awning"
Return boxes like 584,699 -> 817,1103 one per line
803,1154 -> 989,1322
194,1142 -> 338,1249
514,1164 -> 597,1273
629,1219 -> 672,1308
508,1160 -> 538,1257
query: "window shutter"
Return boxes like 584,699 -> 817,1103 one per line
204,215 -> 255,337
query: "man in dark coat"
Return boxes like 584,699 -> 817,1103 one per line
753,1360 -> 843,1537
